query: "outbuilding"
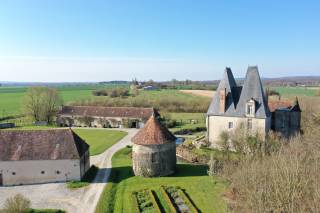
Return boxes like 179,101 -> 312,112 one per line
132,115 -> 176,177
0,129 -> 90,186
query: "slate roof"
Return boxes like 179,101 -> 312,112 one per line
237,66 -> 270,118
207,67 -> 239,116
0,129 -> 89,161
207,66 -> 270,118
132,115 -> 176,145
58,106 -> 159,120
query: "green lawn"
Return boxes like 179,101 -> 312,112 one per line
73,129 -> 127,156
166,112 -> 206,132
95,147 -> 227,213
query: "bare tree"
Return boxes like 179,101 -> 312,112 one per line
23,87 -> 62,123
23,87 -> 45,122
42,88 -> 63,123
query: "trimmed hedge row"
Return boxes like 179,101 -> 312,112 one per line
160,186 -> 177,213
131,192 -> 140,213
178,189 -> 199,213
132,189 -> 161,213
149,190 -> 161,213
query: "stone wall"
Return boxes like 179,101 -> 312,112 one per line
132,143 -> 176,177
0,159 -> 81,186
57,115 -> 146,128
206,115 -> 271,148
176,145 -> 208,164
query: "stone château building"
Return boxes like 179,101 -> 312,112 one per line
132,115 -> 176,177
56,106 -> 159,129
0,129 -> 90,186
206,66 -> 301,148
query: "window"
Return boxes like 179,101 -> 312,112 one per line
12,172 -> 16,175
151,153 -> 157,163
247,119 -> 253,129
228,122 -> 233,129
246,99 -> 255,117
56,171 -> 61,175
41,171 -> 45,174
247,105 -> 253,115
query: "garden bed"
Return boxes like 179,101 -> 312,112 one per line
132,189 -> 161,213
162,186 -> 199,213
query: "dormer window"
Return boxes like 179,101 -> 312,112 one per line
246,99 -> 255,117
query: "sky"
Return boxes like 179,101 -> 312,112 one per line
0,0 -> 319,82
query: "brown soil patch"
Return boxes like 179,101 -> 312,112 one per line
180,90 -> 215,98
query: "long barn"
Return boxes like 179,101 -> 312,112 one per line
0,129 -> 90,186
56,106 -> 159,129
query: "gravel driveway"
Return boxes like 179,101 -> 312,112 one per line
0,128 -> 138,213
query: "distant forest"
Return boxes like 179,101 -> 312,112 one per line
1,76 -> 320,88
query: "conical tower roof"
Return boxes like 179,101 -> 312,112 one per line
132,116 -> 176,145
207,67 -> 238,115
237,66 -> 270,118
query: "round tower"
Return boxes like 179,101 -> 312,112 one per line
132,115 -> 176,177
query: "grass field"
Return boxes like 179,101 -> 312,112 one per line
0,85 -> 128,117
0,86 -> 208,117
0,86 -> 97,116
271,86 -> 319,97
95,147 -> 227,213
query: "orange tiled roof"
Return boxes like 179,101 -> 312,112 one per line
268,100 -> 292,112
132,116 -> 176,145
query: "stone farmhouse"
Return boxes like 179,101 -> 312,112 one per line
0,129 -> 90,186
206,66 -> 301,148
56,106 -> 159,129
132,115 -> 176,177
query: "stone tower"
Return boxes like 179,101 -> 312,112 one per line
131,115 -> 176,177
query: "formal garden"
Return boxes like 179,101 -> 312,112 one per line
95,147 -> 227,213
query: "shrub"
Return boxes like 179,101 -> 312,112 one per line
207,155 -> 223,176
222,116 -> 320,212
3,194 -> 31,213
72,92 -> 211,113
92,88 -> 130,98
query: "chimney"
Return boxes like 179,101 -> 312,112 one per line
265,88 -> 269,104
219,88 -> 226,113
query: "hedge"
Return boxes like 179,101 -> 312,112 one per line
160,186 -> 177,213
131,192 -> 140,213
178,189 -> 199,213
149,190 -> 161,213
